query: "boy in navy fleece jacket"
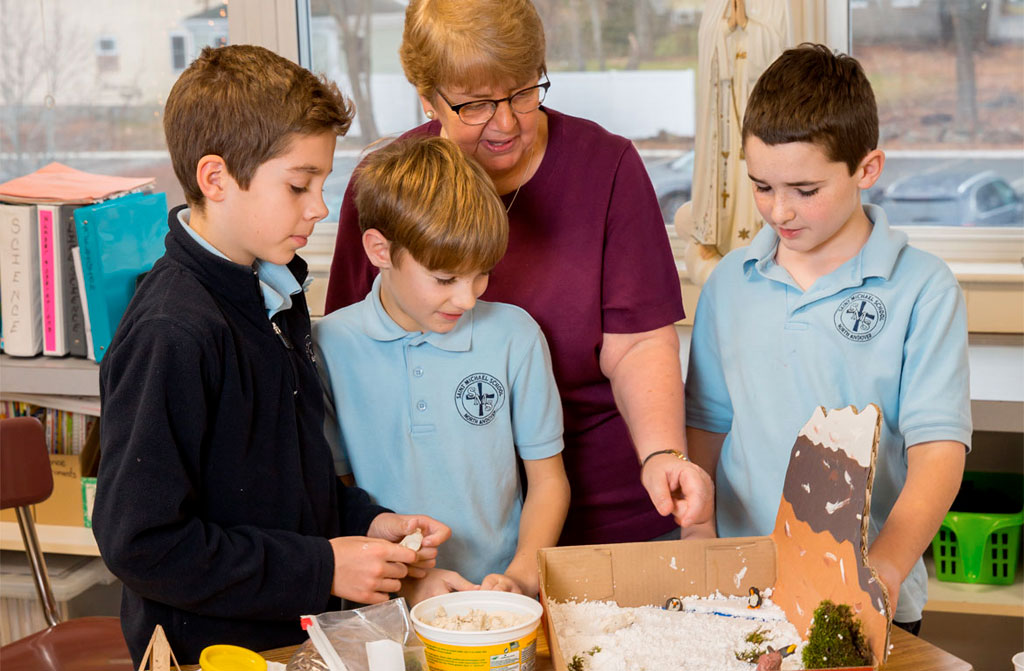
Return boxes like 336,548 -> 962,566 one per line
92,45 -> 449,665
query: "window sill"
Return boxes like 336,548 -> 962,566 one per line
675,258 -> 1024,334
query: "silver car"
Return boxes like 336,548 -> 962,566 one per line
877,169 -> 1023,227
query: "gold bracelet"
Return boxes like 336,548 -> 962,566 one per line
640,449 -> 690,470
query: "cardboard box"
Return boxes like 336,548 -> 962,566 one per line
539,539 -> 873,671
0,453 -> 88,527
539,406 -> 892,671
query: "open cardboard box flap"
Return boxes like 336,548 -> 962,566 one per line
539,405 -> 892,670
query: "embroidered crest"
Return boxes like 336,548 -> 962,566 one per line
455,373 -> 506,426
834,292 -> 887,342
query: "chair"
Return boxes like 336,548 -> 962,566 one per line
0,416 -> 134,671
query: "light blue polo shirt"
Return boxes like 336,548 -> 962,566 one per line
312,275 -> 564,583
177,208 -> 308,318
685,204 -> 971,622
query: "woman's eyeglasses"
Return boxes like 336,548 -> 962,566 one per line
436,80 -> 551,126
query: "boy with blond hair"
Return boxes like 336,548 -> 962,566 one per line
314,136 -> 570,600
684,44 -> 970,634
93,45 -> 449,664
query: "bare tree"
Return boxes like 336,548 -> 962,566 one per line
627,0 -> 653,70
325,0 -> 380,142
949,0 -> 982,138
586,0 -> 606,71
0,0 -> 86,178
566,0 -> 587,71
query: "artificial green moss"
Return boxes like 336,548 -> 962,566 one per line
801,600 -> 872,668
734,627 -> 772,662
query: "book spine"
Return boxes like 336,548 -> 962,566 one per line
38,205 -> 69,356
63,206 -> 86,356
0,203 -> 43,356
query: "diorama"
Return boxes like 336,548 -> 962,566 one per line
539,405 -> 892,670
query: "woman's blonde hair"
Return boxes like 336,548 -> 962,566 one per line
354,136 -> 508,273
400,0 -> 547,99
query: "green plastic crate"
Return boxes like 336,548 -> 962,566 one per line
931,471 -> 1023,585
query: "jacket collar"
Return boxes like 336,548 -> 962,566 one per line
164,204 -> 308,322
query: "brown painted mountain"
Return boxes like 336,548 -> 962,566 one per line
770,405 -> 892,665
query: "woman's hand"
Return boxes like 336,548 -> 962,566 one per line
399,568 -> 479,605
640,453 -> 714,528
367,513 -> 451,578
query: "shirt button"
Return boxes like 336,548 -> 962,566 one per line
413,367 -> 424,377
416,400 -> 427,411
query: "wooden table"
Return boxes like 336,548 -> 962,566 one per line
248,625 -> 971,670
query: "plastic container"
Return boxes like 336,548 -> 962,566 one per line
0,550 -> 118,645
410,591 -> 543,671
199,644 -> 267,671
931,471 -> 1024,585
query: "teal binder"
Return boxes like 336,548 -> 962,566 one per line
74,192 -> 167,363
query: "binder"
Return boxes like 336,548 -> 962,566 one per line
0,203 -> 44,356
37,203 -> 87,356
74,192 -> 168,363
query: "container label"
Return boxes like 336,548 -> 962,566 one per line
419,630 -> 537,671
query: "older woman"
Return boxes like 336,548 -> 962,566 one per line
325,0 -> 712,548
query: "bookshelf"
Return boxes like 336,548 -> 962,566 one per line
0,354 -> 101,555
0,523 -> 100,557
0,355 -> 100,398
924,555 -> 1024,618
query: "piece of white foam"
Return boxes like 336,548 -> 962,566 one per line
365,639 -> 405,671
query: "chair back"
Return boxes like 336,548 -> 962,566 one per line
0,417 -> 54,509
0,416 -> 135,670
0,416 -> 61,626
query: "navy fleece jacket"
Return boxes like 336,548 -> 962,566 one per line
93,206 -> 387,664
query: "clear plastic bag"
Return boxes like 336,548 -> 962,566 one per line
286,598 -> 427,671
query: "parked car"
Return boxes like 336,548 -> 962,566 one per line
645,150 -> 694,224
876,169 -> 1023,227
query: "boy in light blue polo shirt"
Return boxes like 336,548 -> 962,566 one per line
683,45 -> 970,634
314,136 -> 569,602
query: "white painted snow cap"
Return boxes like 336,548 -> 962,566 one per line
797,405 -> 879,468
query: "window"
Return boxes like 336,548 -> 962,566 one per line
0,1 -> 231,211
851,0 -> 1024,258
170,34 -> 187,71
302,0 -> 703,268
95,35 -> 119,73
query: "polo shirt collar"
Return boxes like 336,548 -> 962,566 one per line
361,274 -> 473,351
743,203 -> 908,288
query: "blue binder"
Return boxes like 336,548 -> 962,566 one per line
74,192 -> 167,363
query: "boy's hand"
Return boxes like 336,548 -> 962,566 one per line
867,551 -> 903,612
640,454 -> 714,528
480,572 -> 526,595
399,568 -> 479,605
328,536 -> 418,603
367,513 -> 451,578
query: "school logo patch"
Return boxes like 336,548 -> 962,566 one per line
455,373 -> 506,426
834,292 -> 887,342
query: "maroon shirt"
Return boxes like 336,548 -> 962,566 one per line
325,108 -> 685,544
